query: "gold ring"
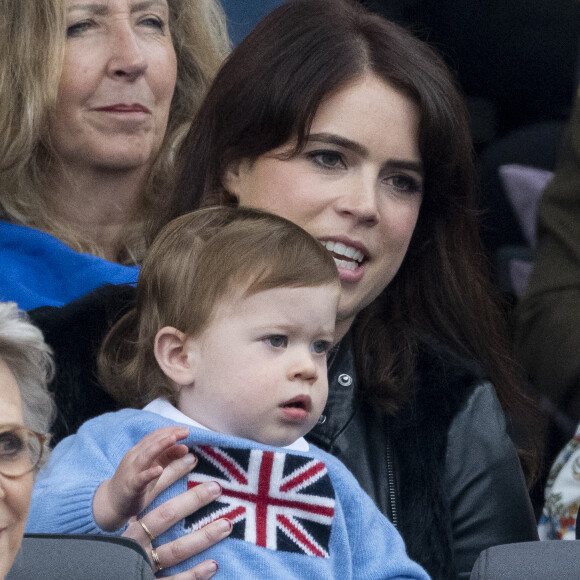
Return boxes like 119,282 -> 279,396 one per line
139,519 -> 155,542
151,547 -> 162,572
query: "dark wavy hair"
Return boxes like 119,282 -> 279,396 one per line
154,0 -> 540,481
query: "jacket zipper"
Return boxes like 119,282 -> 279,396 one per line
386,436 -> 398,529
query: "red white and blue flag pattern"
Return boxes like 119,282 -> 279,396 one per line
185,446 -> 336,558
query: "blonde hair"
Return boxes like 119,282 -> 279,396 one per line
99,206 -> 339,407
0,0 -> 230,263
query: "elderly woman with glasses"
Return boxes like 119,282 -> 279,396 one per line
0,302 -> 54,579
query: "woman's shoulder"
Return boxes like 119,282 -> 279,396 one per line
444,380 -> 514,464
415,334 -> 486,388
399,334 -> 489,426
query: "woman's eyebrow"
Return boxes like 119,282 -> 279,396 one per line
131,0 -> 167,13
386,160 -> 424,177
68,0 -> 166,14
308,133 -> 368,157
308,132 -> 424,176
68,3 -> 108,15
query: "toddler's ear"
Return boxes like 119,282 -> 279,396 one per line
154,326 -> 197,386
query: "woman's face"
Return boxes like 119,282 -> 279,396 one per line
225,75 -> 423,339
50,0 -> 177,174
0,360 -> 33,579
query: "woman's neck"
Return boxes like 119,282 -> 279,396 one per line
334,316 -> 355,344
50,165 -> 145,262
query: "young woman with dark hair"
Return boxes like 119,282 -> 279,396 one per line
31,0 -> 540,577
159,0 -> 540,576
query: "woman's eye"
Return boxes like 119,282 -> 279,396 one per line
0,432 -> 24,457
140,16 -> 166,32
264,335 -> 288,348
308,150 -> 346,170
66,21 -> 93,37
312,340 -> 331,355
385,174 -> 423,194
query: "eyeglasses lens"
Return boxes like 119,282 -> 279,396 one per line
0,427 -> 42,478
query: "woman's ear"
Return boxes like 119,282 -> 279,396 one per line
154,326 -> 198,386
222,158 -> 248,198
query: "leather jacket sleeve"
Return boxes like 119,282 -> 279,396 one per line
445,381 -> 538,577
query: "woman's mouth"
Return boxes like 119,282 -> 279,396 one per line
95,103 -> 151,114
321,240 -> 366,271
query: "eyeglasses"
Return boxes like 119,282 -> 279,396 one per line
0,424 -> 50,478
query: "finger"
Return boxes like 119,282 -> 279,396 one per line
159,425 -> 190,442
130,428 -> 190,472
122,454 -> 199,530
133,445 -> 192,498
141,427 -> 190,459
132,464 -> 164,493
155,443 -> 190,468
123,516 -> 154,547
142,481 -> 223,537
186,558 -> 219,580
134,443 -> 189,485
153,453 -> 198,496
160,558 -> 219,580
155,519 -> 232,571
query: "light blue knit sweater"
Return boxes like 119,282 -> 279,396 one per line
28,409 -> 430,579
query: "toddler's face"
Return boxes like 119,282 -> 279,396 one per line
178,284 -> 339,446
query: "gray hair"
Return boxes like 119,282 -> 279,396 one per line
0,302 -> 55,436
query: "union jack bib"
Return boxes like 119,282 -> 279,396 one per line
185,446 -> 336,558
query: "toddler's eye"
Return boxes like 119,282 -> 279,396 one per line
264,335 -> 288,348
312,340 -> 331,355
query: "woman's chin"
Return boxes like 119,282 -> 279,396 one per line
55,137 -> 162,175
0,529 -> 21,580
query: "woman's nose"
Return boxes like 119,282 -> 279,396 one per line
335,175 -> 379,225
107,25 -> 147,80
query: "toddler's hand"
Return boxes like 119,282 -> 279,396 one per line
93,426 -> 191,531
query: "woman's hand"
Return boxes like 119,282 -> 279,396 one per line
120,430 -> 232,579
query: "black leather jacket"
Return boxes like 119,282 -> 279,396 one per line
306,333 -> 538,579
30,286 -> 538,579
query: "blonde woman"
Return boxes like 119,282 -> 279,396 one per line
0,0 -> 229,309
